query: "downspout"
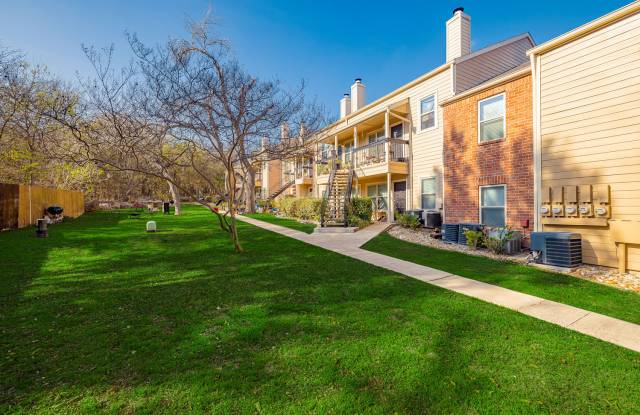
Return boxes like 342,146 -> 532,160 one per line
530,53 -> 542,232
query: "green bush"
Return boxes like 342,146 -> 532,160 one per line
296,198 -> 323,221
482,226 -> 515,254
275,197 -> 322,221
463,228 -> 483,249
348,197 -> 373,221
396,212 -> 421,230
277,197 -> 298,217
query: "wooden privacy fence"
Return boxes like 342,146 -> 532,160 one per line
0,183 -> 84,229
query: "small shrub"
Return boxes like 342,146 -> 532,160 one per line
396,212 -> 421,230
463,228 -> 483,249
296,198 -> 322,221
482,226 -> 515,254
347,215 -> 371,228
277,196 -> 298,217
348,197 -> 373,222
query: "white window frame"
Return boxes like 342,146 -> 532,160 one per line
420,176 -> 437,210
477,92 -> 506,143
479,184 -> 507,227
419,93 -> 438,132
390,121 -> 404,139
366,129 -> 385,143
367,183 -> 388,212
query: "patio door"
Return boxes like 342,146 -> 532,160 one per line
393,181 -> 406,213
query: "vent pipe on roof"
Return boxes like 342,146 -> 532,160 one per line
350,78 -> 365,113
340,93 -> 351,118
446,7 -> 471,62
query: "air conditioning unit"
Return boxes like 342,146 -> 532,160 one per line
442,223 -> 459,243
504,231 -> 522,255
530,232 -> 582,268
458,223 -> 482,245
423,210 -> 442,228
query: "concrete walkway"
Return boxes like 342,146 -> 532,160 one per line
238,216 -> 640,353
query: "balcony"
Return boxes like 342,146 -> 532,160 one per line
295,165 -> 313,185
317,138 -> 409,183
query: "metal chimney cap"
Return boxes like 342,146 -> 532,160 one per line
354,78 -> 362,83
343,93 -> 350,97
453,7 -> 464,15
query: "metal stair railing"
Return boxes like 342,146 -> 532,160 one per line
320,150 -> 337,227
343,167 -> 355,227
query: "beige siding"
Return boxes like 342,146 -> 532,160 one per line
318,67 -> 453,211
455,36 -> 533,93
538,10 -> 640,270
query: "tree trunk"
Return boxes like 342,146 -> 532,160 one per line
226,169 -> 243,252
244,169 -> 256,213
166,179 -> 181,216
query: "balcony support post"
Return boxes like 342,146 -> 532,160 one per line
387,172 -> 393,223
384,108 -> 390,165
353,126 -> 358,169
334,134 -> 339,169
408,119 -> 413,209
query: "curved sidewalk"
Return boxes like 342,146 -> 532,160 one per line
238,215 -> 640,353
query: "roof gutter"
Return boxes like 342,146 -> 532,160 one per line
316,62 -> 452,138
440,65 -> 531,105
528,1 -> 640,56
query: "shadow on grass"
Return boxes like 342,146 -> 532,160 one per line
1,206 -> 640,413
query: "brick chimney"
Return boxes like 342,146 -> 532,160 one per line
446,7 -> 471,62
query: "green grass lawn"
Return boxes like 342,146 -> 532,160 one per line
2,205 -> 640,414
363,232 -> 640,325
243,212 -> 316,234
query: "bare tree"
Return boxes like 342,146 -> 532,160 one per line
50,18 -> 324,252
124,19 -> 324,251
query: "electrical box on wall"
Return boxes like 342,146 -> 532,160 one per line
551,186 -> 564,217
593,184 -> 611,218
540,186 -> 552,217
564,186 -> 579,217
578,184 -> 593,217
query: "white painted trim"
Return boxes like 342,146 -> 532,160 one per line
479,184 -> 507,227
441,64 -> 531,105
418,176 -> 438,210
392,178 -> 408,212
532,54 -> 542,232
418,91 -> 438,132
528,2 -> 640,56
477,92 -> 506,144
456,32 -> 535,64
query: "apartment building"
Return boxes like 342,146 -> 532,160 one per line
313,8 -> 533,225
255,127 -> 316,201
529,1 -> 640,272
442,64 -> 534,238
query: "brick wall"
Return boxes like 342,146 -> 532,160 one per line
443,73 -> 534,237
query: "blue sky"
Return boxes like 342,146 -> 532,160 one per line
0,0 -> 631,117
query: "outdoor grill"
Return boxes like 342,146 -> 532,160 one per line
46,205 -> 64,215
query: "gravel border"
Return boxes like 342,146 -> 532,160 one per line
388,226 -> 640,293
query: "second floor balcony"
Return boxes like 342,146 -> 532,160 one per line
316,137 -> 409,181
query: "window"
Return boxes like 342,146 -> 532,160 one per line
367,129 -> 385,143
367,184 -> 388,211
478,93 -> 505,142
390,123 -> 403,138
344,141 -> 353,164
421,178 -> 436,209
480,185 -> 506,227
420,95 -> 436,130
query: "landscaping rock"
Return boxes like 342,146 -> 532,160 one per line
388,226 -> 640,294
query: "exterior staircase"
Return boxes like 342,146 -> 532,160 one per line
321,168 -> 354,227
267,180 -> 294,201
